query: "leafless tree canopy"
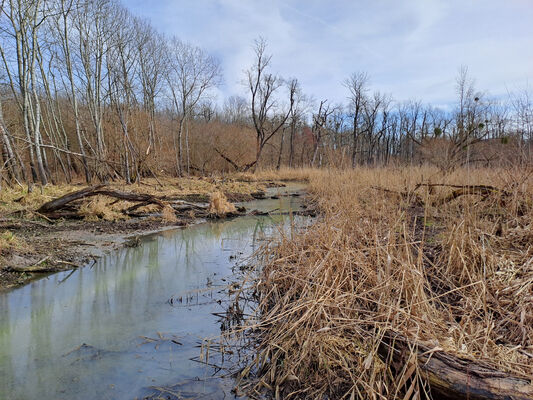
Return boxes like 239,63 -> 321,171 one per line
0,2 -> 531,187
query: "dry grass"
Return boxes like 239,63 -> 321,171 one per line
161,204 -> 179,222
0,230 -> 26,255
78,195 -> 129,221
0,177 -> 265,221
208,191 -> 237,216
0,183 -> 82,214
232,166 -> 533,399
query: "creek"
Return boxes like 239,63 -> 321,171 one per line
0,184 -> 308,400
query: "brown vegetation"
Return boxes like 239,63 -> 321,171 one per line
0,175 -> 275,289
208,191 -> 237,216
0,1 -> 531,188
230,167 -> 533,399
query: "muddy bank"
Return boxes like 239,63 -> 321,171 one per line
0,180 -> 306,290
0,187 -> 310,400
0,218 -> 190,289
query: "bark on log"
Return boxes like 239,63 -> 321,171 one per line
37,185 -> 167,215
434,185 -> 510,206
379,334 -> 533,400
36,185 -> 214,219
37,184 -> 106,213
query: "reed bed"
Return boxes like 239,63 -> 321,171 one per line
234,167 -> 533,399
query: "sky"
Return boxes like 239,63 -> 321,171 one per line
123,0 -> 533,108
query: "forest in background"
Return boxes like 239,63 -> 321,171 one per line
0,0 -> 532,190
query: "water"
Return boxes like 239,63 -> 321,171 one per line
0,184 -> 308,400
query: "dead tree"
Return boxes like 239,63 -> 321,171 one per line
245,38 -> 296,172
311,100 -> 335,167
344,71 -> 369,168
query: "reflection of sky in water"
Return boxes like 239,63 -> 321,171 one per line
0,186 -> 307,400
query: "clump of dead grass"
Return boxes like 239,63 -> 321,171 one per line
229,167 -> 533,399
78,195 -> 128,221
208,191 -> 236,216
161,205 -> 178,222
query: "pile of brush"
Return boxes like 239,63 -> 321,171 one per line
231,167 -> 533,399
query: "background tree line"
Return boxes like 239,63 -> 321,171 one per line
0,0 -> 532,189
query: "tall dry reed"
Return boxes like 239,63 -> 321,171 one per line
234,167 -> 533,399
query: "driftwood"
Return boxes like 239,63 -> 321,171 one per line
36,185 -> 195,218
8,256 -> 79,273
36,185 -> 244,220
371,184 -> 509,208
37,184 -> 107,214
379,334 -> 533,400
37,185 -> 171,215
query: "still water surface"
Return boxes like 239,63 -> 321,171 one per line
0,185 -> 307,400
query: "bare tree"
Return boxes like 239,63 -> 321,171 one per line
222,95 -> 248,125
246,38 -> 296,172
447,67 -> 491,169
344,72 -> 369,167
1,0 -> 50,185
0,90 -> 22,183
73,0 -> 113,179
510,86 -> 533,162
50,0 -> 91,182
287,83 -> 308,168
311,99 -> 335,167
106,4 -> 140,183
166,37 -> 221,176
134,17 -> 166,167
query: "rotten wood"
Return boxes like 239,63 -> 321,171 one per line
379,334 -> 533,400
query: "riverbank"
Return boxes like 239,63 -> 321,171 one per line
0,187 -> 309,400
232,167 -> 533,399
0,170 -> 311,290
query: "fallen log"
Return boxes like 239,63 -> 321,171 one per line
9,256 -> 69,273
435,185 -> 509,206
379,334 -> 533,400
414,183 -> 509,194
37,184 -> 106,213
412,183 -> 511,206
37,185 -> 168,217
93,189 -> 166,206
370,186 -> 424,206
36,185 -> 239,220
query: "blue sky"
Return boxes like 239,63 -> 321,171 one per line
123,0 -> 533,107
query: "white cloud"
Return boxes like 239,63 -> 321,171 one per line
124,0 -> 533,106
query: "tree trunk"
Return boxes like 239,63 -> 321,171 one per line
379,334 -> 533,400
276,129 -> 285,170
0,100 -> 22,182
288,120 -> 295,168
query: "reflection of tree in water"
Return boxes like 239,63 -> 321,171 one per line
0,194 -> 307,400
0,294 -> 15,393
29,284 -> 54,391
